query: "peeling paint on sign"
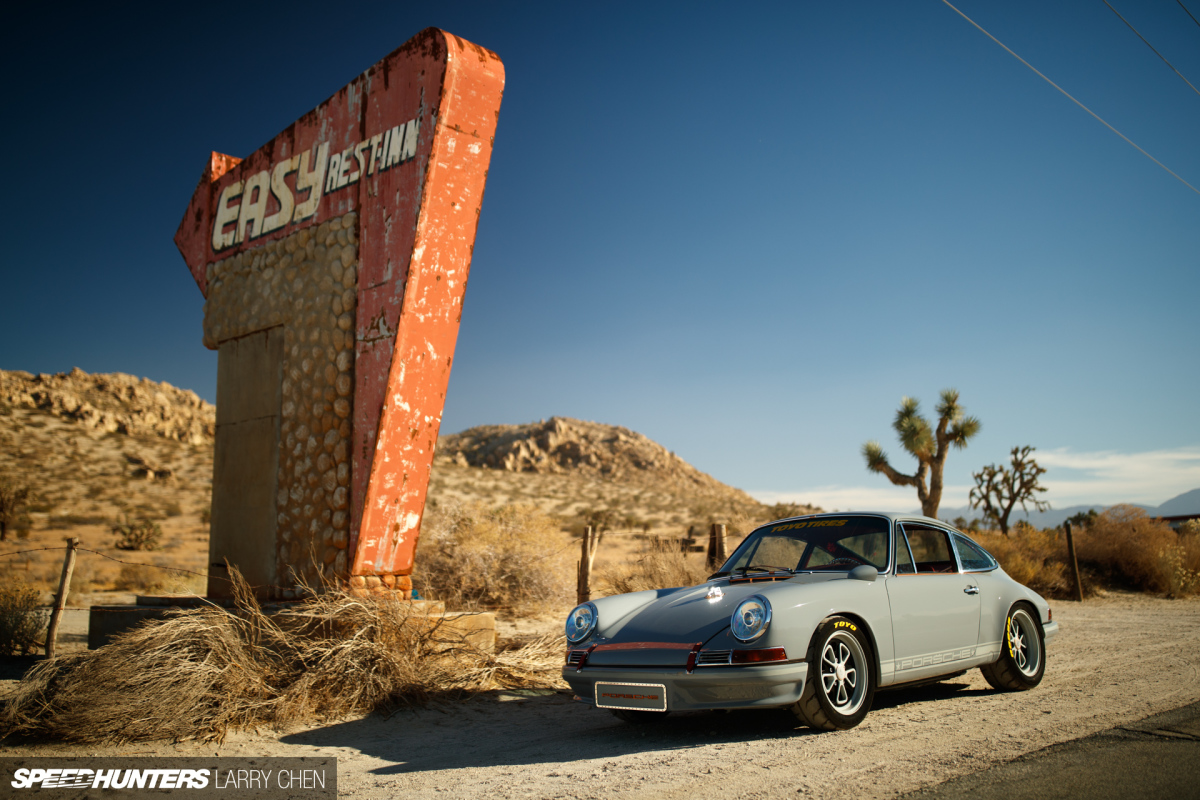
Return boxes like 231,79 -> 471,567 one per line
176,28 -> 504,586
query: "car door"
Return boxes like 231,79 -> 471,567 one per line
885,522 -> 982,682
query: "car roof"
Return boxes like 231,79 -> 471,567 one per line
752,510 -> 958,530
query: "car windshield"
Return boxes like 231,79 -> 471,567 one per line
720,516 -> 891,573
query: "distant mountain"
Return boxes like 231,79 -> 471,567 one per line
936,487 -> 1200,529
1156,488 -> 1200,517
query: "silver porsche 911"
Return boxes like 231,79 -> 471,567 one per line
562,512 -> 1058,730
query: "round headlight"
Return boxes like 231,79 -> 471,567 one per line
730,595 -> 772,642
565,602 -> 598,643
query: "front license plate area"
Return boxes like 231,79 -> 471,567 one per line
594,682 -> 667,712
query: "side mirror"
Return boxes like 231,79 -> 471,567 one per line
849,565 -> 878,582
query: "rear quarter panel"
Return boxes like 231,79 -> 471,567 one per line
975,568 -> 1053,663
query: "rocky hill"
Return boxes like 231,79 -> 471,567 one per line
1,368 -> 814,595
430,416 -> 798,532
0,368 -> 214,446
437,416 -> 758,505
0,369 -> 215,597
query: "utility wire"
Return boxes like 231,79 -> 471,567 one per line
1178,0 -> 1200,32
938,0 -> 1200,197
1104,0 -> 1200,99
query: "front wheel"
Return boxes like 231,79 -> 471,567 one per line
980,603 -> 1045,691
791,616 -> 875,730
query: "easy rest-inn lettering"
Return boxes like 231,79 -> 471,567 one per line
211,117 -> 420,253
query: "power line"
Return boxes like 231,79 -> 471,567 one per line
1178,0 -> 1200,32
1104,0 -> 1200,99
938,0 -> 1200,197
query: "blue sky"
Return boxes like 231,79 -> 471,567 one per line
2,1 -> 1198,512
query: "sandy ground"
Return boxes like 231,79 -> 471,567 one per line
4,592 -> 1199,799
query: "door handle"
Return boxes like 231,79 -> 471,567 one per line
964,585 -> 979,595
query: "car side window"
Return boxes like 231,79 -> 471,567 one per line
952,534 -> 999,572
903,525 -> 957,573
895,527 -> 916,574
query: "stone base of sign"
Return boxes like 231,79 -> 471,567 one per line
205,214 -> 359,597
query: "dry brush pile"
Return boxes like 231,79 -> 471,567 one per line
415,500 -> 575,613
970,504 -> 1200,599
599,541 -> 711,596
0,574 -> 566,744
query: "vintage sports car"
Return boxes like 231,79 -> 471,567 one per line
562,512 -> 1058,730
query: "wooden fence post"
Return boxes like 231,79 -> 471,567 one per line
707,523 -> 729,568
1064,520 -> 1084,602
577,525 -> 599,605
46,537 -> 79,659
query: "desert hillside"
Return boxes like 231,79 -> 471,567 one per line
1,368 -> 815,595
0,369 -> 215,595
430,417 -> 782,527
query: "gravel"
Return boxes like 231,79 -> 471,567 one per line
4,592 -> 1197,799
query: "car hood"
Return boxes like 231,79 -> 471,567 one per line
584,573 -> 848,667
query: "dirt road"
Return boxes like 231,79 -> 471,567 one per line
5,593 -> 1199,799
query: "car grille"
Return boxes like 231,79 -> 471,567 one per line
696,650 -> 732,666
566,649 -> 587,666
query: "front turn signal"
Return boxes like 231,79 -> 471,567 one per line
730,647 -> 787,664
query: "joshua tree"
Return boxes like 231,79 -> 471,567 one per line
862,389 -> 981,519
0,479 -> 33,543
969,445 -> 1050,535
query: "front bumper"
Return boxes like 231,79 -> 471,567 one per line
1043,620 -> 1059,643
561,661 -> 809,712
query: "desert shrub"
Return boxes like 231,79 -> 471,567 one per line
0,573 -> 565,743
113,564 -> 165,593
967,507 -> 1200,599
765,502 -> 812,521
199,505 -> 212,525
1074,505 -> 1186,595
1157,545 -> 1199,598
415,501 -> 573,614
164,502 -> 183,518
113,518 -> 162,551
969,528 -> 1069,597
0,479 -> 34,542
0,583 -> 47,656
47,513 -> 108,529
599,540 -> 709,595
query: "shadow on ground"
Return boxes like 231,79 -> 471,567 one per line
281,693 -> 813,774
280,680 -> 1004,775
873,680 -> 994,710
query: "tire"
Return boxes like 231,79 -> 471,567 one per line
610,709 -> 669,724
980,603 -> 1045,691
791,616 -> 875,731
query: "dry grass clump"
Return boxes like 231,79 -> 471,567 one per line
0,574 -> 566,744
599,542 -> 709,595
416,501 -> 574,614
0,583 -> 46,655
1075,505 -> 1200,597
969,527 -> 1070,597
969,505 -> 1200,599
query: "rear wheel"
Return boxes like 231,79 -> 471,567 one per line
792,616 -> 874,730
980,603 -> 1045,691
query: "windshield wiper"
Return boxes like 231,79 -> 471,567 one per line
731,564 -> 793,576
